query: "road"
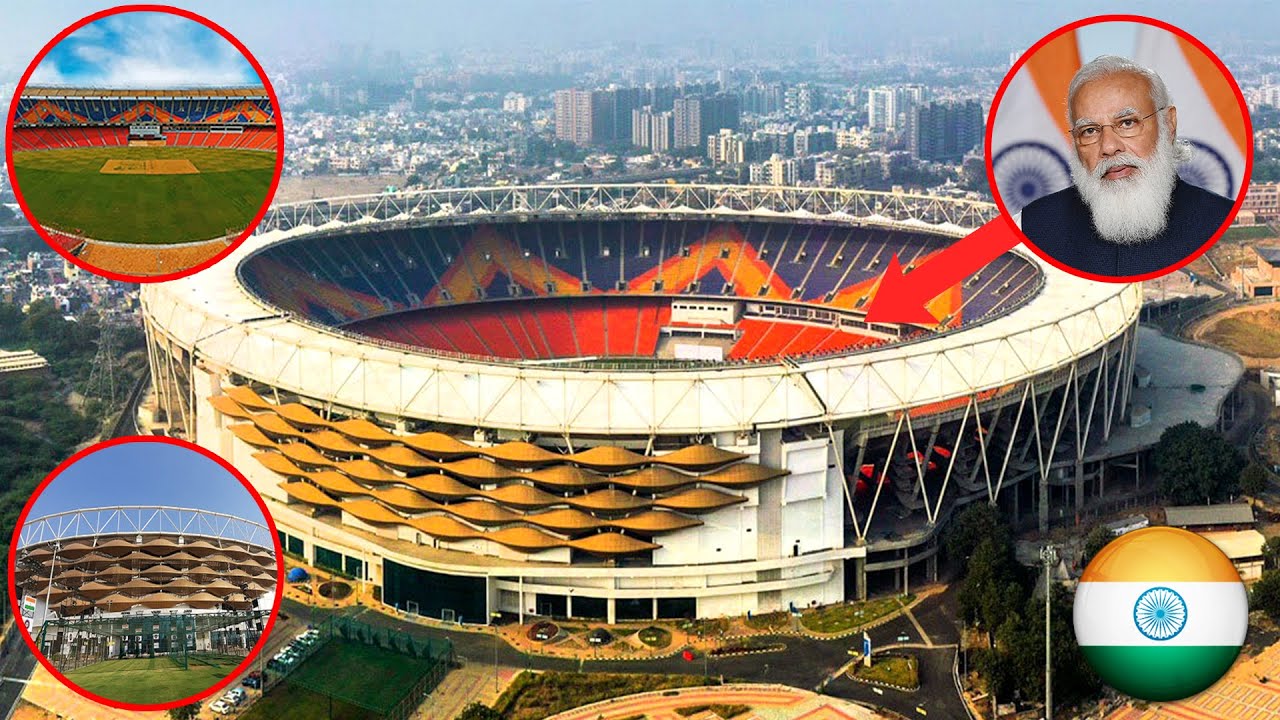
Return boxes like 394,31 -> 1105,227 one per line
0,628 -> 38,720
288,587 -> 969,720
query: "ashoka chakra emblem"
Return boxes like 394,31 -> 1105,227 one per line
1133,586 -> 1187,641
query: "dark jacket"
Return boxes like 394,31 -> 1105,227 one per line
1020,178 -> 1233,277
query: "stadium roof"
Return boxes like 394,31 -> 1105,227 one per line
143,185 -> 1141,435
1164,503 -> 1254,528
21,86 -> 266,98
1257,247 -> 1280,265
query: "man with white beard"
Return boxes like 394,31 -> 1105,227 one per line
1019,55 -> 1233,277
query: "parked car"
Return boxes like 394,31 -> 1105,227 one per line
242,672 -> 263,689
224,688 -> 247,705
209,699 -> 233,714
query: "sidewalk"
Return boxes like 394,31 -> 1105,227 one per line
285,557 -> 949,664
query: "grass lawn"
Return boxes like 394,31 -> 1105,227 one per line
853,654 -> 919,688
800,595 -> 910,634
744,611 -> 789,631
500,672 -> 715,720
238,681 -> 370,720
64,654 -> 243,705
285,640 -> 436,714
1202,308 -> 1280,357
637,626 -> 672,648
1224,225 -> 1278,243
12,146 -> 273,244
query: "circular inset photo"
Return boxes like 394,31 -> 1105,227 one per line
988,15 -> 1251,281
6,437 -> 282,710
4,5 -> 283,282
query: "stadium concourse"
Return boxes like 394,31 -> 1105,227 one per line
140,183 -> 1238,627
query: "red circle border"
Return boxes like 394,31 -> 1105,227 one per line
4,435 -> 286,712
2,4 -> 285,284
983,13 -> 1254,284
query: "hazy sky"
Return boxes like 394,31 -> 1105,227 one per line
27,440 -> 265,523
29,10 -> 261,88
2,1 -> 1279,75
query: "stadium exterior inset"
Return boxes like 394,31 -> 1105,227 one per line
13,506 -> 276,669
141,184 -> 1141,623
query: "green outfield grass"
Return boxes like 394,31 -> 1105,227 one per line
12,146 -> 274,244
238,682 -> 371,720
63,653 -> 243,705
288,640 -> 435,713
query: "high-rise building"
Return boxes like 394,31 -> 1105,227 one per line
555,88 -> 641,146
502,93 -> 530,114
674,93 -> 741,150
868,85 -> 928,131
794,127 -> 835,156
707,128 -> 750,165
909,100 -> 984,162
836,128 -> 871,150
867,87 -> 896,130
753,128 -> 793,158
785,83 -> 821,117
633,105 -> 676,152
815,159 -> 841,187
743,82 -> 784,115
749,153 -> 797,185
555,89 -> 599,145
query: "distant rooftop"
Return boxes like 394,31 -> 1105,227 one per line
0,349 -> 48,374
1199,529 -> 1266,560
1164,503 -> 1254,528
1257,247 -> 1280,265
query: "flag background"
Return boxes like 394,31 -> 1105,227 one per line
991,20 -> 1248,214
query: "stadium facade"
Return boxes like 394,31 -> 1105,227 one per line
141,184 -> 1141,623
13,506 -> 276,668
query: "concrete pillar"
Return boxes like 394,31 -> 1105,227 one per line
903,549 -> 910,595
607,598 -> 616,624
566,593 -> 573,619
652,597 -> 658,621
855,555 -> 867,602
1039,469 -> 1049,533
1074,458 -> 1085,512
928,550 -> 938,582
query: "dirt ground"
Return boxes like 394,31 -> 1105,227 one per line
1190,301 -> 1280,367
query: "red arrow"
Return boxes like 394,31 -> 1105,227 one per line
863,218 -> 1022,325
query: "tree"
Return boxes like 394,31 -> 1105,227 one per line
1241,463 -> 1270,502
1265,536 -> 1280,570
167,703 -> 200,720
958,537 -> 1026,632
405,173 -> 423,187
944,502 -> 1012,566
1153,422 -> 1245,505
1252,569 -> 1280,623
1081,526 -> 1114,567
455,703 -> 502,720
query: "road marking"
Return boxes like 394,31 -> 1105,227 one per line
904,606 -> 934,648
916,706 -> 928,715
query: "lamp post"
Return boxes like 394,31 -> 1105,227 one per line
491,611 -> 503,695
1040,544 -> 1058,720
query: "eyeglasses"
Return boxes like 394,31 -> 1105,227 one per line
1071,107 -> 1166,146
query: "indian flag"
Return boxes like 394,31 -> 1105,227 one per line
1074,526 -> 1247,701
